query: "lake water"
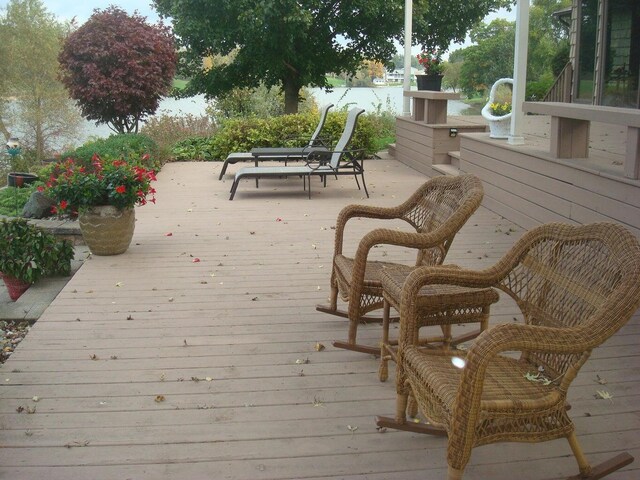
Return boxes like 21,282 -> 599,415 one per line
82,87 -> 475,142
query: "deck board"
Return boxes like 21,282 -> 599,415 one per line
1,160 -> 638,479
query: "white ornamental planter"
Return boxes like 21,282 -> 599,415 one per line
481,78 -> 513,139
488,116 -> 511,139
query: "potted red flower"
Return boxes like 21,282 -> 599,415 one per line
40,154 -> 157,255
416,50 -> 445,91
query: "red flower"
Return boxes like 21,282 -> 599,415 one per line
116,185 -> 126,194
51,206 -> 58,214
37,186 -> 44,192
59,200 -> 68,210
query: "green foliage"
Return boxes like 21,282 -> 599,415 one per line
61,134 -> 161,170
153,0 -> 510,113
0,218 -> 74,283
526,74 -> 555,101
172,111 -> 379,161
551,40 -> 570,77
0,186 -> 36,216
0,0 -> 83,161
141,114 -> 216,162
58,6 -> 177,134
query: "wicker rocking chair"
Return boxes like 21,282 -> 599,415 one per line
316,174 -> 484,354
376,222 -> 640,479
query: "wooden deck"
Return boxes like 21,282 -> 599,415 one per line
1,160 -> 638,479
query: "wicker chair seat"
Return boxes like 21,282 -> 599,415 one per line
404,347 -> 563,418
382,268 -> 499,317
333,254 -> 414,300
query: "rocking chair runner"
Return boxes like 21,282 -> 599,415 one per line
376,222 -> 640,480
316,174 -> 485,354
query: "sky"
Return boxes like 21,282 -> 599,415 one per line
0,1 -> 516,53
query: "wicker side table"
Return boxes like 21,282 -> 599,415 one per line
378,268 -> 500,382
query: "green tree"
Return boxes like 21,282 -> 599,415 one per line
443,61 -> 462,93
456,0 -> 571,95
153,0 -> 512,113
0,0 -> 82,161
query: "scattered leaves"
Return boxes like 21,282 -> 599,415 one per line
595,390 -> 613,401
312,396 -> 324,407
32,396 -> 39,402
165,232 -> 173,236
183,339 -> 188,347
192,258 -> 201,263
65,440 -> 90,448
295,358 -> 310,364
596,375 -> 607,385
315,342 -> 325,352
89,354 -> 98,361
115,282 -> 123,287
110,355 -> 118,360
347,425 -> 358,433
524,372 -> 552,386
126,315 -> 133,320
154,395 -> 165,403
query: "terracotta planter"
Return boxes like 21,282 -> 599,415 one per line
79,206 -> 135,256
1,273 -> 31,301
416,74 -> 443,91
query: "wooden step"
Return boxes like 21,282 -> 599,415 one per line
432,164 -> 460,176
387,143 -> 396,157
448,150 -> 461,169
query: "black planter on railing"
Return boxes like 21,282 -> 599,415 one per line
7,173 -> 38,188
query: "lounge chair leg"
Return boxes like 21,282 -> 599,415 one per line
229,180 -> 239,200
218,161 -> 229,180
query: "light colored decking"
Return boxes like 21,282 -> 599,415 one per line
1,160 -> 638,479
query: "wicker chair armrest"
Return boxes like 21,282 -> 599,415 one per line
333,204 -> 414,256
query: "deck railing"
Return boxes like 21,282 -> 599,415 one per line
542,62 -> 573,103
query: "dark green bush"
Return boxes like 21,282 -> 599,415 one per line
172,110 -> 379,161
526,75 -> 554,101
61,133 -> 161,170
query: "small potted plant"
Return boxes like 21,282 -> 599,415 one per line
416,50 -> 445,91
0,218 -> 74,301
40,154 -> 157,255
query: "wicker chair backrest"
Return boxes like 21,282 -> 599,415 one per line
400,175 -> 484,267
496,222 -> 640,380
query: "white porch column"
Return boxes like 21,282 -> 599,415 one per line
403,0 -> 413,116
509,0 -> 530,145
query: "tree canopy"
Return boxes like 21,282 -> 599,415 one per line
0,0 -> 82,161
58,6 -> 177,134
153,0 -> 511,113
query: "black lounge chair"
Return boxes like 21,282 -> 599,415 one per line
218,103 -> 334,180
229,107 -> 367,200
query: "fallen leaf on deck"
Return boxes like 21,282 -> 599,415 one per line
192,258 -> 200,263
595,390 -> 613,401
110,355 -> 118,360
165,232 -> 173,236
347,425 -> 358,433
115,282 -> 123,287
296,358 -> 310,364
205,377 -> 213,382
154,395 -> 165,403
32,396 -> 39,402
65,440 -> 90,448
90,354 -> 98,360
315,343 -> 325,352
312,397 -> 324,407
596,375 -> 607,385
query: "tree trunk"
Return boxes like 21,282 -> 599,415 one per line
283,77 -> 300,114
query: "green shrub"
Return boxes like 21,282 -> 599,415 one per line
0,218 -> 74,284
61,133 -> 161,170
141,113 -> 216,162
0,185 -> 38,216
526,75 -> 554,101
172,110 -> 379,161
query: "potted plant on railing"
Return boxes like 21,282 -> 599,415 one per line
40,154 -> 157,255
416,50 -> 445,91
0,218 -> 74,301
